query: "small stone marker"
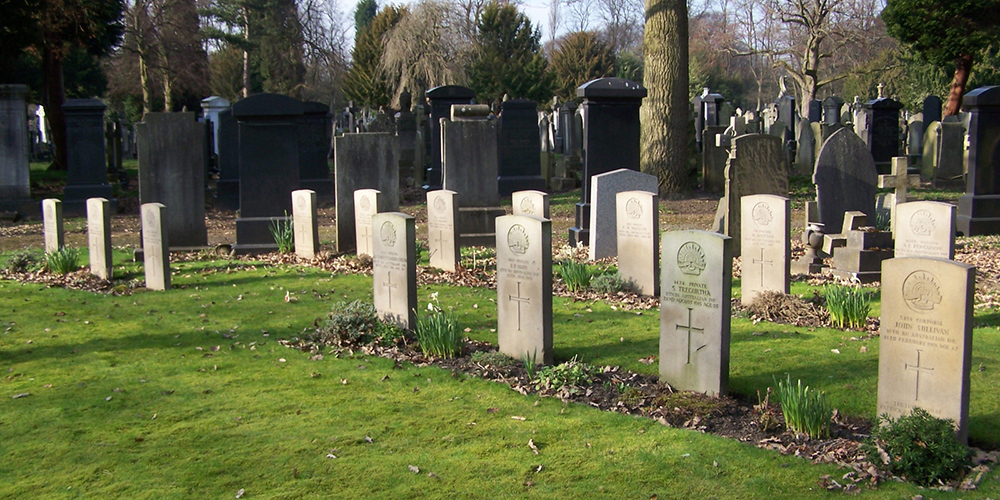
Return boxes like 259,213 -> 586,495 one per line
878,157 -> 920,234
660,230 -> 732,396
588,168 -> 657,261
354,189 -> 381,258
292,190 -> 318,259
616,190 -> 659,295
427,190 -> 459,272
894,201 -> 955,259
372,212 -> 417,329
878,257 -> 974,443
511,190 -> 550,219
740,194 -> 790,305
42,198 -> 64,253
141,203 -> 170,291
86,198 -> 112,280
496,214 -> 553,365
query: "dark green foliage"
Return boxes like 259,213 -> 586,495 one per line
549,31 -> 615,102
557,260 -> 591,291
44,248 -> 81,275
466,1 -> 552,105
310,300 -> 406,348
615,50 -> 644,83
354,0 -> 378,42
590,272 -> 629,294
470,350 -> 517,367
882,0 -> 1000,68
533,356 -> 596,391
4,249 -> 44,273
343,5 -> 404,109
864,408 -> 971,485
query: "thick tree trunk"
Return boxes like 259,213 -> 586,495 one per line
944,53 -> 974,116
160,48 -> 174,111
42,46 -> 67,171
139,47 -> 152,114
641,0 -> 689,196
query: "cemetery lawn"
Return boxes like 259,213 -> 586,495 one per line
2,258 -> 1000,498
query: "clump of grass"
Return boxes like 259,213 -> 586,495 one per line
533,355 -> 596,391
521,350 -> 539,379
269,213 -> 294,253
470,350 -> 516,368
44,247 -> 80,275
824,284 -> 872,329
558,260 -> 591,291
5,249 -> 44,273
590,272 -> 629,294
415,293 -> 463,358
775,374 -> 831,438
310,300 -> 404,348
863,408 -> 971,485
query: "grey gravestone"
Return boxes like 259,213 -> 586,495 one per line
588,168 -> 657,260
141,203 -> 170,291
702,125 -> 730,192
136,112 -> 208,248
232,94 -> 303,254
821,96 -> 845,141
353,189 -> 381,258
895,201 -> 956,259
660,230 -> 732,396
907,113 -> 923,157
200,96 -> 229,157
292,189 -> 318,259
396,91 -> 418,184
86,198 -> 112,280
864,97 -> 905,172
878,257 -> 974,443
441,111 -> 504,247
215,107 -> 239,210
808,99 -> 822,123
427,189 -> 459,272
334,133 -> 399,252
512,190 -> 549,219
958,86 -> 1000,235
831,228 -> 895,283
498,99 -> 545,195
372,212 -> 417,329
496,214 -> 553,365
814,128 -> 877,236
0,85 -> 34,214
711,134 -> 788,257
617,190 -> 659,296
42,199 -> 64,253
423,85 -> 475,191
62,99 -> 115,216
936,118 -> 966,181
569,78 -> 647,247
922,95 -> 942,133
795,119 -> 816,175
776,94 -> 796,134
920,121 -> 942,181
692,94 -> 705,147
702,93 -> 725,131
299,101 -> 333,199
740,195 -> 790,305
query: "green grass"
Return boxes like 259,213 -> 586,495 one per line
1,254 -> 999,497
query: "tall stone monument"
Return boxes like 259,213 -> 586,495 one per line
957,86 -> 1000,236
0,85 -> 34,215
334,133 -> 398,253
63,99 -> 115,216
498,99 -> 545,195
423,85 -> 475,191
299,101 -> 334,199
441,105 -> 504,246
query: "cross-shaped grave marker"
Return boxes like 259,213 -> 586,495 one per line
752,248 -> 773,287
878,156 -> 920,233
676,307 -> 706,364
358,223 -> 374,256
382,271 -> 397,308
904,348 -> 934,402
508,281 -> 530,331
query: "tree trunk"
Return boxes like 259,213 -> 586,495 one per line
945,53 -> 974,116
641,0 -> 689,196
159,47 -> 173,111
42,46 -> 67,172
242,7 -> 250,98
139,46 -> 152,114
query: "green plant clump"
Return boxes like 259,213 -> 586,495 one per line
824,284 -> 872,329
416,301 -> 463,359
5,249 -> 44,273
470,350 -> 516,367
775,374 -> 831,439
269,214 -> 295,253
558,260 -> 591,291
44,247 -> 81,275
533,356 -> 596,391
863,408 -> 971,486
590,272 -> 629,294
310,300 -> 404,348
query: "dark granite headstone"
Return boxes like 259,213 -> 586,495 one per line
559,102 -> 580,156
299,101 -> 333,199
957,86 -> 1000,235
807,99 -> 822,123
498,99 -> 545,195
821,96 -> 845,141
423,85 -> 474,191
62,99 -> 115,216
691,94 -> 705,148
568,77 -> 647,246
0,85 -> 34,215
864,97 -> 904,171
214,107 -> 239,210
442,111 -> 504,246
395,91 -> 418,183
703,93 -> 725,129
136,112 -> 208,247
334,133 -> 399,252
776,95 -> 796,135
232,93 -> 304,254
813,128 -> 877,235
923,95 -> 943,133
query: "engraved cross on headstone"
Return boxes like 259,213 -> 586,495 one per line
752,247 -> 773,287
383,271 -> 398,308
431,230 -> 447,258
359,223 -> 373,254
508,281 -> 530,331
904,348 -> 934,401
676,307 -> 706,364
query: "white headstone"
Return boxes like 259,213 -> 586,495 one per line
616,190 -> 659,296
740,194 -> 790,305
42,198 -> 64,253
588,168 -> 657,261
292,189 -> 319,259
372,212 -> 417,329
894,201 -> 955,259
512,190 -> 550,219
86,198 -> 112,280
141,203 -> 170,291
496,214 -> 553,364
427,189 -> 459,272
354,189 -> 381,258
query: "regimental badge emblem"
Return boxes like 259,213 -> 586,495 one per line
909,210 -> 935,237
380,220 -> 397,247
625,197 -> 643,219
676,241 -> 706,276
902,270 -> 942,312
433,196 -> 447,214
751,202 -> 773,226
359,195 -> 371,212
519,197 -> 535,215
145,208 -> 157,229
507,224 -> 529,255
296,194 -> 306,210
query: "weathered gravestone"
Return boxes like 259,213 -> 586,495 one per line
42,198 -> 64,253
353,189 -> 381,258
864,96 -> 904,172
878,257 -> 974,443
441,106 -> 504,247
907,113 -> 923,157
496,214 -> 553,365
958,86 -> 1000,236
423,85 -> 475,191
62,99 -> 115,216
808,99 -> 822,123
136,112 -> 208,248
292,189 -> 318,259
214,107 -> 239,210
232,94 -> 303,254
0,85 -> 34,215
795,120 -> 816,175
702,125 -> 730,192
921,121 -> 943,181
299,102 -> 334,199
395,91 -> 419,184
617,190 -> 659,296
711,134 -> 788,257
936,118 -> 966,181
814,128 -> 877,237
740,194 -> 790,305
427,189 -> 459,272
372,212 -> 417,329
86,198 -> 112,280
821,96 -> 845,142
334,133 -> 398,252
141,203 -> 170,291
589,168 -> 657,261
894,201 -> 956,259
569,78 -> 647,247
660,230 -> 732,396
498,99 -> 545,195
512,190 -> 550,219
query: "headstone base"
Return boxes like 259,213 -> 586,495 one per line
235,216 -> 291,254
215,180 -> 240,211
569,201 -> 590,246
498,176 -> 546,196
63,185 -> 116,216
458,207 -> 505,247
0,189 -> 38,218
958,194 -> 1000,236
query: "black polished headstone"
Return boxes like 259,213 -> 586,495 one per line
232,93 -> 304,254
923,95 -> 943,133
498,99 -> 545,195
423,85 -> 474,191
807,99 -> 822,123
822,96 -> 844,126
568,77 -> 647,246
299,101 -> 334,199
957,86 -> 1000,235
864,97 -> 904,171
396,91 -> 418,182
702,93 -> 725,128
777,95 -> 796,133
0,85 -> 34,215
215,108 -> 239,210
63,99 -> 115,216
